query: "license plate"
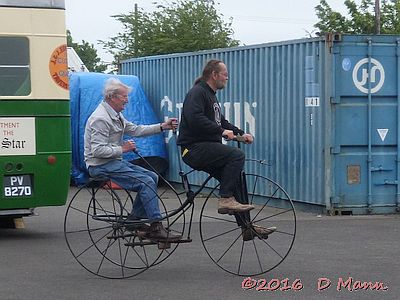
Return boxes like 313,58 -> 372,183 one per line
3,175 -> 33,197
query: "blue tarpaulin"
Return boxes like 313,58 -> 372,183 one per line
69,72 -> 167,185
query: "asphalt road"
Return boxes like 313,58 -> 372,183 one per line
0,188 -> 399,300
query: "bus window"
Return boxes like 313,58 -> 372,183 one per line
0,36 -> 31,96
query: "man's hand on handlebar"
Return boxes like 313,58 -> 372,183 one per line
222,131 -> 254,144
241,133 -> 254,144
122,140 -> 136,153
161,117 -> 179,131
222,129 -> 235,140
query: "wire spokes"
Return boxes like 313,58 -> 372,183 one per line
199,173 -> 296,276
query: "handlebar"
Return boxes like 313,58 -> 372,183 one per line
232,135 -> 246,143
223,134 -> 247,143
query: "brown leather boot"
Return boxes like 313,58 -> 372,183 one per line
146,222 -> 182,242
242,224 -> 277,241
217,197 -> 255,215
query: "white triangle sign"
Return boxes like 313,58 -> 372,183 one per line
377,129 -> 389,141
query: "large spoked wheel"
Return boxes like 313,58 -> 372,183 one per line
199,174 -> 296,276
64,180 -> 184,279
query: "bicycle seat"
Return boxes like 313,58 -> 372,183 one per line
86,176 -> 109,188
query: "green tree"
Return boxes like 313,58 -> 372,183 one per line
380,0 -> 400,32
67,30 -> 107,73
314,0 -> 400,34
100,0 -> 239,62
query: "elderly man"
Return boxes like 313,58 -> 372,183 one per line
84,77 -> 181,242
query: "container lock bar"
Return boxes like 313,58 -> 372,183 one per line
370,166 -> 394,172
374,180 -> 398,186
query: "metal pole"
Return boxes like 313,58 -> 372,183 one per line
134,3 -> 138,57
367,38 -> 373,212
375,0 -> 381,34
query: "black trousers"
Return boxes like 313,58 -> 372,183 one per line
181,142 -> 251,227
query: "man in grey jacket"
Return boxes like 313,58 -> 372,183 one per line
84,78 -> 181,242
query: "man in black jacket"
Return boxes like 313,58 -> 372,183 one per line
177,59 -> 276,241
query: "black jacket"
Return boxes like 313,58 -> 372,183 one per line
177,80 -> 244,146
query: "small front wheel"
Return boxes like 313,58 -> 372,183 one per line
199,174 -> 296,276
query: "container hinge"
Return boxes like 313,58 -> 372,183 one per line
330,146 -> 341,154
371,166 -> 394,172
328,33 -> 342,42
375,180 -> 398,186
330,97 -> 340,104
326,33 -> 342,52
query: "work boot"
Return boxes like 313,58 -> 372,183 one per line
125,222 -> 150,233
217,197 -> 254,215
242,224 -> 277,241
125,215 -> 150,232
146,222 -> 182,242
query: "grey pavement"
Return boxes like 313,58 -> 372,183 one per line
0,187 -> 399,300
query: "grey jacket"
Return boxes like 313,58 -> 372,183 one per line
84,101 -> 161,167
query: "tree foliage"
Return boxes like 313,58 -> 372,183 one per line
67,30 -> 107,73
314,0 -> 400,34
100,0 -> 239,62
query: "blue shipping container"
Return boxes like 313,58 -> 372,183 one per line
120,34 -> 400,215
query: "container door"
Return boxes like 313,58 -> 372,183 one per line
331,35 -> 400,214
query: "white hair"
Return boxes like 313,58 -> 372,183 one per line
103,78 -> 132,100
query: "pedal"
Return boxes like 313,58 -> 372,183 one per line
158,241 -> 171,249
125,239 -> 157,247
108,229 -> 146,239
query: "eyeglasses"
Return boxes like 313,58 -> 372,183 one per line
115,94 -> 128,100
217,72 -> 228,78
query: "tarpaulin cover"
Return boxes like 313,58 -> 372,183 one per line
69,72 -> 167,185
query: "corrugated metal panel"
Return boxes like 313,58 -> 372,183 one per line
120,37 -> 328,207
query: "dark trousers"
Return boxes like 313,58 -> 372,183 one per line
182,142 -> 250,227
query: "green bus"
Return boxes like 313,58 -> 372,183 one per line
0,0 -> 70,219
